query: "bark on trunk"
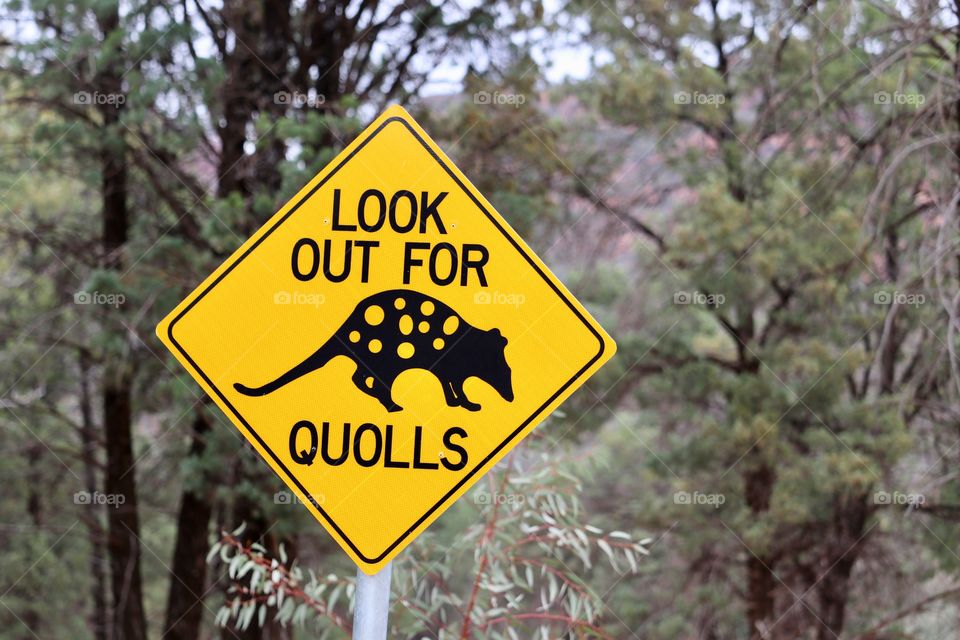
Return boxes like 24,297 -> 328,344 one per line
163,409 -> 215,640
97,4 -> 147,636
252,0 -> 290,200
217,0 -> 257,201
80,351 -> 110,640
813,497 -> 869,638
103,383 -> 147,640
22,443 -> 44,634
744,463 -> 776,639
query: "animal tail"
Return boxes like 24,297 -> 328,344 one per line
233,340 -> 340,397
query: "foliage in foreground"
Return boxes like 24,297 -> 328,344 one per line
209,452 -> 651,639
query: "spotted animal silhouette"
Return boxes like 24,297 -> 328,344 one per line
233,289 -> 514,412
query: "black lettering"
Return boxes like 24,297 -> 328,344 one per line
419,191 -> 448,234
441,427 -> 468,471
412,425 -> 439,470
354,240 -> 379,283
403,242 -> 429,285
291,238 -> 320,281
358,189 -> 386,232
354,423 -> 383,467
383,424 -> 410,468
389,190 -> 417,233
322,238 -> 351,282
330,189 -> 356,231
320,421 -> 350,466
289,420 -> 318,465
461,244 -> 489,286
429,242 -> 458,286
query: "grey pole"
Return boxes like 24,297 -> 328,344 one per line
352,561 -> 393,640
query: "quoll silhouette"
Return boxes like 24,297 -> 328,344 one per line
233,289 -> 514,412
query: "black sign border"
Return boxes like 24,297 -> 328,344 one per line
167,116 -> 607,564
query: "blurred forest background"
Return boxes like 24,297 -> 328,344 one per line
2,0 -> 960,638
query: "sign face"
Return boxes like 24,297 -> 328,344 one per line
156,105 -> 615,573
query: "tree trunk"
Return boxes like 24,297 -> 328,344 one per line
744,463 -> 776,639
21,442 -> 44,635
80,350 -> 110,640
217,0 -> 257,201
252,0 -> 291,201
163,409 -> 215,640
814,495 -> 869,639
103,382 -> 147,640
97,4 -> 147,637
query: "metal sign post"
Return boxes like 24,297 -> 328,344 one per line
352,561 -> 393,640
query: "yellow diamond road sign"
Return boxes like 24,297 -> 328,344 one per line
156,105 -> 616,573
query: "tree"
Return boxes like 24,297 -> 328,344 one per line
0,1 -> 527,638
570,0 -> 957,636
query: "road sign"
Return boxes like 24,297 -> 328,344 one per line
156,105 -> 616,573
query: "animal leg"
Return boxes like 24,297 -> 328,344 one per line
374,378 -> 403,412
453,380 -> 481,412
351,369 -> 371,394
441,380 -> 461,408
352,369 -> 402,412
